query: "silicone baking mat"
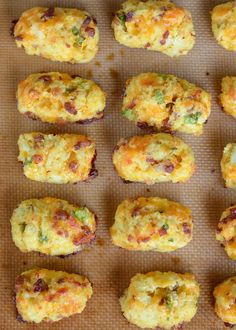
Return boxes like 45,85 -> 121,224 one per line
0,0 -> 235,329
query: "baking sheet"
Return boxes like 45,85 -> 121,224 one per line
0,0 -> 236,329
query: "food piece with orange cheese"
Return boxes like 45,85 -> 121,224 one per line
110,197 -> 193,252
221,143 -> 236,188
11,197 -> 96,256
13,7 -> 99,63
120,271 -> 200,329
18,133 -> 97,184
17,72 -> 106,124
216,204 -> 236,260
214,276 -> 236,326
14,268 -> 93,323
219,76 -> 236,119
112,133 -> 195,184
112,0 -> 195,57
122,73 -> 211,135
211,2 -> 236,51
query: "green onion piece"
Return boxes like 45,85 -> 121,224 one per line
72,26 -> 80,36
185,112 -> 201,125
122,109 -> 136,121
24,158 -> 32,165
154,89 -> 164,104
39,231 -> 48,243
162,223 -> 169,231
73,208 -> 88,222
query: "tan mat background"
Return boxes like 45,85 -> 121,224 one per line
0,0 -> 235,329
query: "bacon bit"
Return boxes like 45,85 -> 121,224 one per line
73,228 -> 95,246
159,228 -> 167,236
92,17 -> 97,25
137,236 -> 150,243
38,75 -> 52,84
128,235 -> 133,242
51,87 -> 61,96
28,89 -> 40,100
82,16 -> 92,27
15,35 -> 23,41
54,209 -> 70,221
15,275 -> 25,290
57,230 -> 69,238
183,223 -> 191,235
224,323 -> 234,328
85,27 -> 95,37
56,118 -> 68,126
69,160 -> 78,173
221,209 -> 236,224
132,208 -> 141,217
129,98 -> 136,109
160,30 -> 169,45
57,288 -> 68,295
64,102 -> 77,115
66,43 -> 71,48
57,278 -> 64,284
216,228 -> 222,234
164,163 -> 174,173
34,134 -> 44,148
73,140 -> 92,150
69,216 -> 79,228
162,118 -> 172,133
137,122 -> 154,131
192,89 -> 201,100
32,154 -> 43,164
144,42 -> 151,48
126,158 -> 132,165
33,279 -> 48,293
159,297 -> 165,305
146,156 -> 156,164
126,11 -> 134,22
41,7 -> 55,21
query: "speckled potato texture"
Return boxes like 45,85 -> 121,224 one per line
10,197 -> 96,256
219,76 -> 236,119
120,271 -> 200,329
112,0 -> 195,57
15,268 -> 93,323
122,73 -> 211,135
17,133 -> 97,184
214,276 -> 236,326
216,204 -> 236,260
17,72 -> 106,124
110,197 -> 192,252
211,1 -> 236,51
221,143 -> 236,188
112,133 -> 195,184
13,7 -> 99,63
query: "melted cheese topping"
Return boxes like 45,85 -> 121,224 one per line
112,0 -> 195,57
216,204 -> 236,260
11,197 -> 96,256
122,72 -> 211,135
14,7 -> 99,63
17,72 -> 106,124
219,76 -> 236,119
110,197 -> 192,252
221,143 -> 236,188
112,133 -> 195,184
120,271 -> 200,329
15,268 -> 93,323
211,1 -> 236,51
214,276 -> 236,325
18,133 -> 96,184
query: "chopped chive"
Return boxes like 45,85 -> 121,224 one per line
39,231 -> 48,243
72,26 -> 80,36
73,208 -> 88,222
185,112 -> 201,125
122,108 -> 136,121
24,158 -> 32,165
154,89 -> 164,104
162,223 -> 169,231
